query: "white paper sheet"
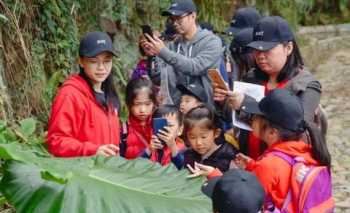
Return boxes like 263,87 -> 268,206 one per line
232,81 -> 265,131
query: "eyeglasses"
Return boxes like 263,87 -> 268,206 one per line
169,13 -> 191,24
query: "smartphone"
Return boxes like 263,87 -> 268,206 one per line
208,68 -> 229,91
153,117 -> 168,145
153,117 -> 168,135
141,25 -> 153,41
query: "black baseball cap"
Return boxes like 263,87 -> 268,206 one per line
79,31 -> 117,57
226,7 -> 261,36
177,83 -> 207,103
229,27 -> 254,55
162,0 -> 197,16
241,89 -> 306,133
202,169 -> 264,213
247,16 -> 294,51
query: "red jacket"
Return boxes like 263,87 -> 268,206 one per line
124,115 -> 153,159
150,138 -> 185,166
208,141 -> 319,210
47,74 -> 120,157
246,141 -> 319,209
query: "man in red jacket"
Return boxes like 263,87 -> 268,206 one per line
47,32 -> 121,157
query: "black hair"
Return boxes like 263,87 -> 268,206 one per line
230,51 -> 256,80
184,105 -> 220,134
253,40 -> 304,82
79,67 -> 120,111
260,117 -> 331,167
125,77 -> 156,108
153,104 -> 183,125
305,122 -> 331,167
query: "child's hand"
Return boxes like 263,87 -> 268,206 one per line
150,135 -> 164,152
187,162 -> 215,178
157,126 -> 176,146
158,125 -> 179,156
234,153 -> 252,169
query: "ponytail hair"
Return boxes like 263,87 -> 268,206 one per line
305,122 -> 331,167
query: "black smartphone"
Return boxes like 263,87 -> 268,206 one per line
153,117 -> 168,145
141,25 -> 153,41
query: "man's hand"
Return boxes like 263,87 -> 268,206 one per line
142,34 -> 166,56
96,144 -> 119,157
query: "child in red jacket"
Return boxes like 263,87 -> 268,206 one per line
47,32 -> 121,157
147,105 -> 185,169
188,89 -> 333,213
120,77 -> 156,159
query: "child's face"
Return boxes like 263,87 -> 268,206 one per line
186,124 -> 219,155
79,52 -> 113,87
163,113 -> 182,137
180,95 -> 201,114
130,88 -> 154,122
251,115 -> 278,146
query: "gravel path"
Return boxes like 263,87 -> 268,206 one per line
313,48 -> 350,212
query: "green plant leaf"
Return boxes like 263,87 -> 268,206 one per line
0,14 -> 8,23
0,143 -> 211,213
19,118 -> 37,138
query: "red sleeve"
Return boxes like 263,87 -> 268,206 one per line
207,168 -> 223,180
47,92 -> 99,157
246,158 -> 277,197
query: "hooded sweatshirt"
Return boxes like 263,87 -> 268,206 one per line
150,27 -> 223,106
47,74 -> 120,157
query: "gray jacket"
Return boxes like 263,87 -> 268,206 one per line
150,27 -> 223,105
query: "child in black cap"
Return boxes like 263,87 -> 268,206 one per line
177,83 -> 207,114
201,168 -> 264,213
189,89 -> 333,212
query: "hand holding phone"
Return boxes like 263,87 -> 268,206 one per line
208,69 -> 229,91
141,25 -> 154,41
153,117 -> 167,135
153,117 -> 168,145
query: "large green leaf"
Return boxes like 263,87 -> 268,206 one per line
19,118 -> 37,138
0,143 -> 211,213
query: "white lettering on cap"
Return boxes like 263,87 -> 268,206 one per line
171,3 -> 178,7
255,31 -> 264,36
97,40 -> 106,45
231,19 -> 236,24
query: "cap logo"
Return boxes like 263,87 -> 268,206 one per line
255,31 -> 264,36
171,3 -> 178,8
189,84 -> 196,88
97,40 -> 106,45
231,19 -> 236,24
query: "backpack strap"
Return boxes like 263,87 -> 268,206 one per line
119,121 -> 128,157
270,151 -> 295,165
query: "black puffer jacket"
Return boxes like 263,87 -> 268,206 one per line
184,141 -> 238,173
